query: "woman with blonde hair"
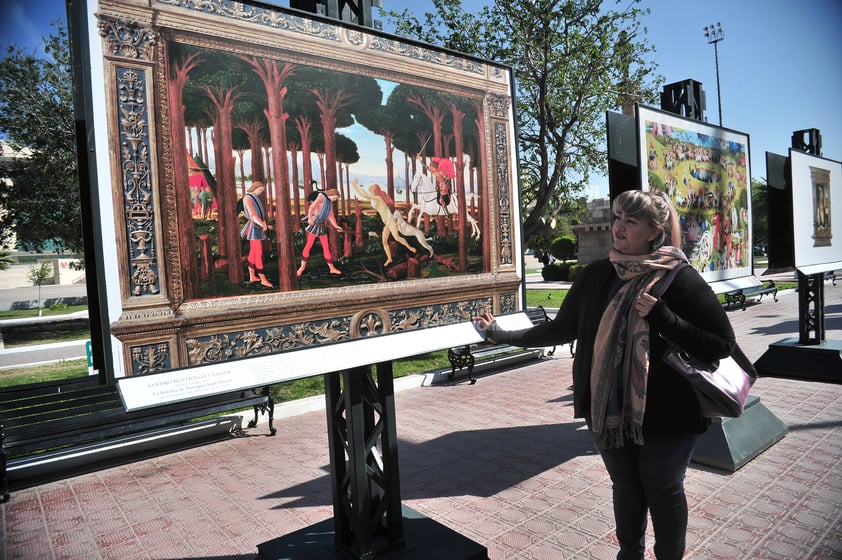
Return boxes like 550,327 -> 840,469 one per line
474,190 -> 748,559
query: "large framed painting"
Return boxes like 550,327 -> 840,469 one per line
789,149 -> 842,275
637,105 -> 752,287
82,0 -> 523,402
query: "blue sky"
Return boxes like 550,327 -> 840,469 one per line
2,0 -> 841,199
398,0 -> 842,198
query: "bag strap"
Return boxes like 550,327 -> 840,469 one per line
651,262 -> 687,299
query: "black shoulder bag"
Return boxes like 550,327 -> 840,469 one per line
652,263 -> 756,418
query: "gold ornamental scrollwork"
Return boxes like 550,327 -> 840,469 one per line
487,93 -> 511,119
130,342 -> 171,375
98,17 -> 157,61
116,66 -> 160,296
156,0 -> 340,41
184,318 -> 352,366
493,120 -> 514,265
350,308 -> 392,338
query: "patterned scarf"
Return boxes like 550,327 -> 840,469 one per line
590,246 -> 688,449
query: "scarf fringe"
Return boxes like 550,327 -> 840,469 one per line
595,419 -> 646,450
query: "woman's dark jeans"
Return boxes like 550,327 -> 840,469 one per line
595,433 -> 698,560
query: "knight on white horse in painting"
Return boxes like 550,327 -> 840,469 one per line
408,156 -> 481,239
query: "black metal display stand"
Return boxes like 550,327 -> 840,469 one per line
257,362 -> 487,560
755,271 -> 842,383
756,129 -> 841,383
700,269 -> 841,472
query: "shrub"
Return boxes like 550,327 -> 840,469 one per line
567,264 -> 587,283
541,261 -> 571,281
550,235 -> 577,262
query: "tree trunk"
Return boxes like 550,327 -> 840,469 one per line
244,57 -> 298,291
289,147 -> 301,231
383,131 -> 395,200
169,55 -> 201,299
206,87 -> 243,284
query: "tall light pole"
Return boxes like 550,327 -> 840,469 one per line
703,22 -> 725,126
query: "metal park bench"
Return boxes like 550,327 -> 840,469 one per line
447,307 -> 558,384
724,280 -> 778,311
0,376 -> 274,501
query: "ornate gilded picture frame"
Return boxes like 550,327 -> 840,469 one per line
84,0 -> 523,396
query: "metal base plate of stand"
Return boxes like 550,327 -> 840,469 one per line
754,337 -> 842,383
692,395 -> 788,472
256,505 -> 488,560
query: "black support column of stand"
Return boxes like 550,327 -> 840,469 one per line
799,271 -> 825,344
257,362 -> 488,560
326,363 -> 405,558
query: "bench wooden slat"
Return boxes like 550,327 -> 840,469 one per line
0,385 -> 114,408
4,408 -> 129,446
2,403 -> 127,431
3,391 -> 123,422
0,376 -> 100,398
3,390 -> 267,447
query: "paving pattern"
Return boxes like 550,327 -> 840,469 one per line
2,285 -> 841,559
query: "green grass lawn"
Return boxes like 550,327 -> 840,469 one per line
0,304 -> 88,320
526,289 -> 568,308
0,359 -> 91,387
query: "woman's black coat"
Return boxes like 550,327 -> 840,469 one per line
489,259 -> 740,436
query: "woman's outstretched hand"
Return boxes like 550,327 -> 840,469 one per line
471,312 -> 494,342
472,312 -> 495,331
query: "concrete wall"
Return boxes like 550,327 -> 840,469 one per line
572,197 -> 613,265
573,224 -> 612,265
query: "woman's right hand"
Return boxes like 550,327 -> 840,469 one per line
472,312 -> 495,331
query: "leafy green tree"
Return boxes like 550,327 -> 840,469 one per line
550,235 -> 577,262
27,261 -> 54,317
382,0 -> 660,246
0,23 -> 81,253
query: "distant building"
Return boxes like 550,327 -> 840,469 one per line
571,197 -> 612,264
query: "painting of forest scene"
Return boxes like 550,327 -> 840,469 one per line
637,106 -> 752,283
169,41 -> 489,301
93,0 -> 521,381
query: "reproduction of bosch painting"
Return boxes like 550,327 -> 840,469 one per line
637,105 -> 752,284
90,0 -> 522,378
